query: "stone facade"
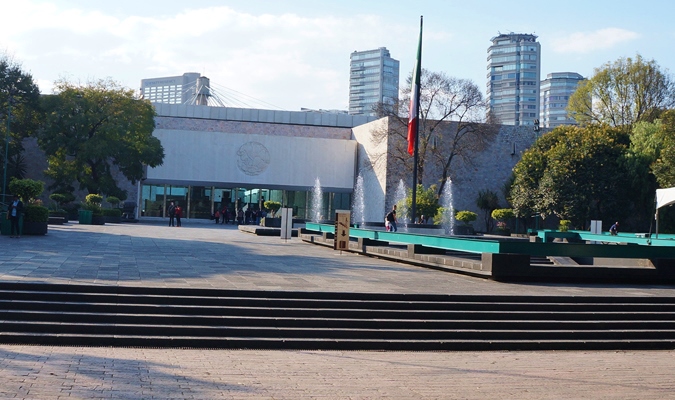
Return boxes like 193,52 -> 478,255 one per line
354,117 -> 541,229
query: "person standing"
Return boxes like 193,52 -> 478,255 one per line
386,205 -> 398,232
167,201 -> 176,227
175,203 -> 183,227
8,195 -> 23,238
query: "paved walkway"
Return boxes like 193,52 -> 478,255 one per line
1,220 -> 674,399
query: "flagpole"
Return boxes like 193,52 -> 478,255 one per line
410,16 -> 422,223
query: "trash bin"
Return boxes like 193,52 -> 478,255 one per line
78,210 -> 93,225
1,214 -> 23,235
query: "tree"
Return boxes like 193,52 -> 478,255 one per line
510,125 -> 639,229
476,189 -> 500,232
400,184 -> 440,222
371,69 -> 498,197
38,79 -> 164,197
8,178 -> 44,203
650,110 -> 675,187
0,55 -> 42,197
568,54 -> 675,129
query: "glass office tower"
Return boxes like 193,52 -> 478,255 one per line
486,33 -> 541,126
540,72 -> 585,128
349,47 -> 400,116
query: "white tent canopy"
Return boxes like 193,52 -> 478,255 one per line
655,187 -> 675,238
657,187 -> 675,209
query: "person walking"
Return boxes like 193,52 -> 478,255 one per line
167,201 -> 176,227
8,195 -> 23,238
386,205 -> 398,232
175,203 -> 183,227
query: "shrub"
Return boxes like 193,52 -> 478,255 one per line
455,211 -> 477,226
24,204 -> 49,223
85,194 -> 103,205
102,209 -> 122,217
82,194 -> 103,216
491,208 -> 515,222
9,178 -> 44,203
559,219 -> 571,232
105,196 -> 121,208
49,193 -> 67,209
264,200 -> 282,217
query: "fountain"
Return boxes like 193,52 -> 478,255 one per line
394,179 -> 409,230
440,179 -> 455,235
310,177 -> 323,222
352,174 -> 365,227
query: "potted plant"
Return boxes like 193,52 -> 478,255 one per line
103,196 -> 122,223
8,178 -> 49,235
262,200 -> 282,227
83,194 -> 105,225
454,210 -> 477,235
491,208 -> 515,236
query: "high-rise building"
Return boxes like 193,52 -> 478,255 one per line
486,33 -> 541,126
539,72 -> 585,128
349,47 -> 400,116
140,72 -> 203,105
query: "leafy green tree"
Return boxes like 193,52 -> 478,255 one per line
568,54 -> 675,129
510,124 -> 638,228
476,189 -> 500,232
8,178 -> 44,203
0,55 -> 42,196
400,184 -> 440,222
38,79 -> 164,197
650,110 -> 675,187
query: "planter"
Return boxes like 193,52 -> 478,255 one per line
262,217 -> 281,227
454,225 -> 475,235
22,221 -> 48,235
494,228 -> 511,236
91,215 -> 106,225
48,216 -> 65,225
104,215 -> 121,224
49,212 -> 69,223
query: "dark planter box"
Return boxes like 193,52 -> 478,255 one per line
91,215 -> 106,225
23,221 -> 48,235
48,216 -> 65,225
104,215 -> 121,224
454,225 -> 475,235
262,217 -> 281,227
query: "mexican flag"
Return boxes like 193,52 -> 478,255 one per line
407,17 -> 423,156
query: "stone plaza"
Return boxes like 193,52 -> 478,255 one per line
0,220 -> 674,398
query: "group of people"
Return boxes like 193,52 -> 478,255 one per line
213,207 -> 267,225
167,201 -> 183,227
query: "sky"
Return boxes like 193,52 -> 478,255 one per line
2,0 -> 675,111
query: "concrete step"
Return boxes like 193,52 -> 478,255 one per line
0,282 -> 674,350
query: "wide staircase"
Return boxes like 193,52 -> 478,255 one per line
1,282 -> 674,351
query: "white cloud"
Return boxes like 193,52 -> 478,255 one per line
0,2 -> 429,110
551,28 -> 639,54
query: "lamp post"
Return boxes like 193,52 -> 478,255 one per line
2,98 -> 10,205
533,119 -> 541,231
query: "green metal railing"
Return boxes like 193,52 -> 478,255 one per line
304,223 -> 675,259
